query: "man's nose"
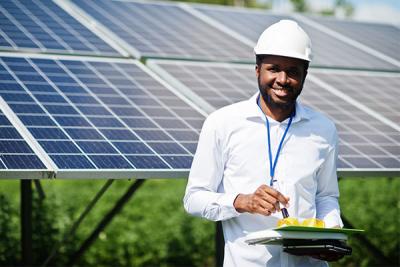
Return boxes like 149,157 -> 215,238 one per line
276,71 -> 288,85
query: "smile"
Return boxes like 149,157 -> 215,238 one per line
272,88 -> 290,97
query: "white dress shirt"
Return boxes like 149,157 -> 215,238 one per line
183,93 -> 343,267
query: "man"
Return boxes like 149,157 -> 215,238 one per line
183,20 -> 343,266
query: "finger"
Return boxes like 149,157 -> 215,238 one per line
257,209 -> 271,216
261,194 -> 280,212
257,200 -> 276,214
264,210 -> 272,216
254,185 -> 289,211
274,200 -> 281,212
251,201 -> 272,216
262,187 -> 290,207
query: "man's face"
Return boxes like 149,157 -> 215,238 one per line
256,55 -> 307,110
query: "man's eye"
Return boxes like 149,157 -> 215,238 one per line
268,67 -> 278,72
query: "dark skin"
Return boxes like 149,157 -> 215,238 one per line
233,55 -> 343,262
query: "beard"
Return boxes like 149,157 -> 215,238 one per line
257,76 -> 301,111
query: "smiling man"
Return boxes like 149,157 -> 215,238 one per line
183,20 -> 343,267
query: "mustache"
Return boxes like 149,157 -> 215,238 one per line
260,83 -> 294,92
257,77 -> 295,92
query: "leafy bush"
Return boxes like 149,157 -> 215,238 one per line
0,193 -> 19,265
332,177 -> 400,267
0,178 -> 398,267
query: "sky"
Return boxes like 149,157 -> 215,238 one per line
272,0 -> 400,25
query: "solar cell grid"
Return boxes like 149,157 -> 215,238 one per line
148,60 -> 400,172
0,106 -> 46,169
0,55 -> 205,172
193,5 -> 398,70
301,80 -> 399,170
0,0 -> 119,55
70,0 -> 252,61
309,17 -> 400,62
312,71 -> 400,125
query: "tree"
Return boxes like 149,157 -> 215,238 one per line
290,0 -> 308,13
335,0 -> 354,17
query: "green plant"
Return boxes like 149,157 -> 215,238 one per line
0,193 -> 19,265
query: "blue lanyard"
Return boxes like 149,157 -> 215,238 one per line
257,96 -> 294,186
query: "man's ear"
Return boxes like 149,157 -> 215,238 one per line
255,64 -> 260,78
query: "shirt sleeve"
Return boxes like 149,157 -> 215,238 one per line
315,129 -> 344,228
183,115 -> 240,221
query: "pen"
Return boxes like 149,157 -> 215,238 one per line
281,207 -> 289,218
271,179 -> 290,218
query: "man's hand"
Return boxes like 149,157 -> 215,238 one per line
233,185 -> 289,216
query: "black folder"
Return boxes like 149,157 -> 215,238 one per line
283,239 -> 352,256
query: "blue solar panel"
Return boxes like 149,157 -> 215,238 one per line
70,0 -> 252,61
0,0 -> 120,56
148,60 -> 400,173
0,108 -> 46,169
309,17 -> 400,62
309,70 -> 400,125
0,55 -> 205,172
193,5 -> 398,70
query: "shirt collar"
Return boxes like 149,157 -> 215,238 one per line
245,93 -> 310,123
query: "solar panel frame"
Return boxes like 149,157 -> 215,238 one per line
147,59 -> 400,177
0,0 -> 124,56
0,52 -> 208,179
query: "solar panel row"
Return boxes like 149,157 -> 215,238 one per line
69,0 -> 253,61
0,0 -> 119,56
309,16 -> 400,62
1,0 -> 398,70
64,0 -> 400,70
0,55 -> 204,174
192,5 -> 400,70
147,60 -> 400,174
0,0 -> 399,178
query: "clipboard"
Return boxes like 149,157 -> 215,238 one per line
245,226 -> 364,245
273,226 -> 364,234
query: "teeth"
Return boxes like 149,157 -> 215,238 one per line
273,88 -> 289,97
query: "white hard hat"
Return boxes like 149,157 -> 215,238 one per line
254,19 -> 312,62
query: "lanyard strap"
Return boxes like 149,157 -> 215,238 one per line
257,96 -> 294,186
266,114 -> 293,186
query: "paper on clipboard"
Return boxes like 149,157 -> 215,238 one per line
245,226 -> 364,245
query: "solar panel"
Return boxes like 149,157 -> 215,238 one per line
308,17 -> 400,62
192,5 -> 399,70
0,54 -> 206,178
68,0 -> 252,61
0,99 -> 47,171
308,70 -> 400,126
0,0 -> 120,56
148,60 -> 400,174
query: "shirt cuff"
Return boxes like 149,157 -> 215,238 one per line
218,192 -> 241,220
322,209 -> 344,228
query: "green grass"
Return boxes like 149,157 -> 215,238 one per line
0,177 -> 398,266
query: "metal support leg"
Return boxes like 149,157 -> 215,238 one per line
21,180 -> 33,267
41,180 -> 115,267
33,180 -> 45,200
216,221 -> 224,267
68,179 -> 145,266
